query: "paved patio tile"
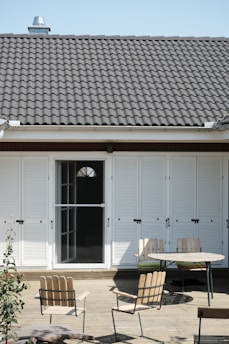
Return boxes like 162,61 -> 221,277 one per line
16,271 -> 229,344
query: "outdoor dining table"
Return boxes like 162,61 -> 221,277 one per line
148,251 -> 225,306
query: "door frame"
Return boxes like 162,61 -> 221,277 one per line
52,152 -> 111,269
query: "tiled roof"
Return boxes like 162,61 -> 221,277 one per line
0,34 -> 229,127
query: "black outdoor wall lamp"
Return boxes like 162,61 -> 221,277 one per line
106,144 -> 113,153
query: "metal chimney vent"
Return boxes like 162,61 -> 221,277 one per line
33,16 -> 46,26
28,16 -> 51,35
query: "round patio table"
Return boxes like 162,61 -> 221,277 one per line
148,252 -> 225,306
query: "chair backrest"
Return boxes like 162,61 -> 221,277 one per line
177,238 -> 201,253
136,271 -> 166,306
138,238 -> 164,262
196,307 -> 229,343
39,275 -> 75,307
198,307 -> 229,319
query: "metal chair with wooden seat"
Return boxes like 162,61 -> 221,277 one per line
111,271 -> 166,341
39,275 -> 89,333
194,307 -> 229,343
176,238 -> 209,292
136,238 -> 164,272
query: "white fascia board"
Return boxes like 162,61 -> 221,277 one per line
2,125 -> 228,142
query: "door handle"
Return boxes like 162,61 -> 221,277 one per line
16,219 -> 24,224
133,219 -> 142,224
166,218 -> 170,227
191,219 -> 199,223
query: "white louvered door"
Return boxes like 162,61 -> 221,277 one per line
113,157 -> 138,265
112,156 -> 165,265
140,158 -> 165,239
0,157 -> 48,266
22,157 -> 48,265
197,157 -> 223,254
169,156 -> 223,255
0,157 -> 21,263
169,157 -> 197,251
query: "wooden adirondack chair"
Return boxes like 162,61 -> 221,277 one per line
194,307 -> 229,343
136,238 -> 164,271
176,238 -> 208,291
39,275 -> 89,333
111,271 -> 166,341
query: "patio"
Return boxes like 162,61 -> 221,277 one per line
17,269 -> 229,344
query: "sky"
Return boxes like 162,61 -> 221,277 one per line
0,0 -> 229,37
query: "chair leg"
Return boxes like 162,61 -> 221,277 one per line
198,317 -> 202,344
138,313 -> 144,337
111,309 -> 118,342
180,270 -> 185,292
82,310 -> 86,333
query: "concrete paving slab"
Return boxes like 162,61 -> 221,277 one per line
14,271 -> 229,344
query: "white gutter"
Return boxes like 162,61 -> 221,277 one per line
205,118 -> 229,129
0,120 -> 20,139
2,124 -> 228,143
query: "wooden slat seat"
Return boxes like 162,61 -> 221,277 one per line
136,238 -> 165,271
176,238 -> 207,291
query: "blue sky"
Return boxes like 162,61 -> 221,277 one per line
0,0 -> 229,37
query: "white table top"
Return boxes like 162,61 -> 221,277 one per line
148,251 -> 225,263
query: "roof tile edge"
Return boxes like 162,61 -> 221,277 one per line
0,34 -> 228,41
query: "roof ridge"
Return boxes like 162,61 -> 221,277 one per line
0,33 -> 228,41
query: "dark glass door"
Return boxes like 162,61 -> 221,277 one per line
56,161 -> 104,263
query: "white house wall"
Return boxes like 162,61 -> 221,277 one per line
0,151 -> 227,270
112,152 -> 228,268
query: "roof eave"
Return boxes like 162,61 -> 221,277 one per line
2,124 -> 229,143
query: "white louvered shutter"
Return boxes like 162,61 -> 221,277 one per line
140,157 -> 165,239
112,157 -> 166,265
169,157 -> 197,251
113,157 -> 138,265
22,157 -> 48,265
0,158 -> 20,263
197,157 -> 223,254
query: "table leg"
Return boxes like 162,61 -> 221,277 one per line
159,259 -> 166,270
206,262 -> 213,306
209,263 -> 213,298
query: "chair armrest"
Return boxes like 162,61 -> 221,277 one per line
76,291 -> 89,301
112,289 -> 137,299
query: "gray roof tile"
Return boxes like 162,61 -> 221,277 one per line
0,34 -> 229,127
